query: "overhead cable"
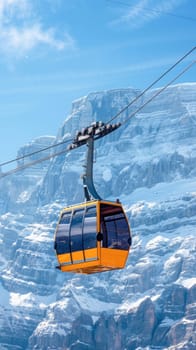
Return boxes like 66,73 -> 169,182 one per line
120,60 -> 196,127
108,46 -> 196,124
106,0 -> 196,23
0,138 -> 73,168
0,148 -> 70,179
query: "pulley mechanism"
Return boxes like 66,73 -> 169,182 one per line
67,121 -> 121,201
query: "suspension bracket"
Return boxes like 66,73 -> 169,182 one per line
67,121 -> 121,201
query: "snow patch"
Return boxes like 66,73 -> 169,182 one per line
146,235 -> 169,251
102,168 -> 112,182
72,290 -> 118,314
126,179 -> 196,206
180,278 -> 196,289
17,191 -> 31,202
10,292 -> 33,307
117,296 -> 149,314
10,292 -> 56,308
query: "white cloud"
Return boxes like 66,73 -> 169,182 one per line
110,0 -> 186,28
0,25 -> 74,55
0,0 -> 75,56
0,0 -> 30,21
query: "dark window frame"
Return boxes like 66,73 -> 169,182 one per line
101,204 -> 130,250
55,211 -> 72,255
55,205 -> 97,260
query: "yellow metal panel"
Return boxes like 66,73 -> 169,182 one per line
97,201 -> 101,232
97,241 -> 101,260
100,200 -> 123,207
84,248 -> 97,260
100,248 -> 129,269
57,248 -> 129,272
58,250 -> 129,274
72,250 -> 84,262
62,200 -> 99,212
59,257 -> 100,273
57,252 -> 71,265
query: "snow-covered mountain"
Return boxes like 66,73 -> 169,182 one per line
0,83 -> 195,350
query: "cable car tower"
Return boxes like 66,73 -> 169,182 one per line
54,121 -> 132,274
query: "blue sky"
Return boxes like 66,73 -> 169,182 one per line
0,0 -> 195,164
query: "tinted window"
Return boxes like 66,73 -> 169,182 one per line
101,205 -> 130,250
70,209 -> 84,252
83,206 -> 97,250
55,212 -> 71,254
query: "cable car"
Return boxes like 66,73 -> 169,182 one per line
54,122 -> 132,273
54,199 -> 131,273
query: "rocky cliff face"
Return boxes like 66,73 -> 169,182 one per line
0,83 -> 195,349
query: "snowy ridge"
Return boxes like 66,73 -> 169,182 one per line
0,83 -> 195,349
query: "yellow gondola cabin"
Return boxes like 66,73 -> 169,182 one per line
54,199 -> 131,274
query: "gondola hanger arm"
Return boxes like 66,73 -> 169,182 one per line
67,121 -> 121,201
